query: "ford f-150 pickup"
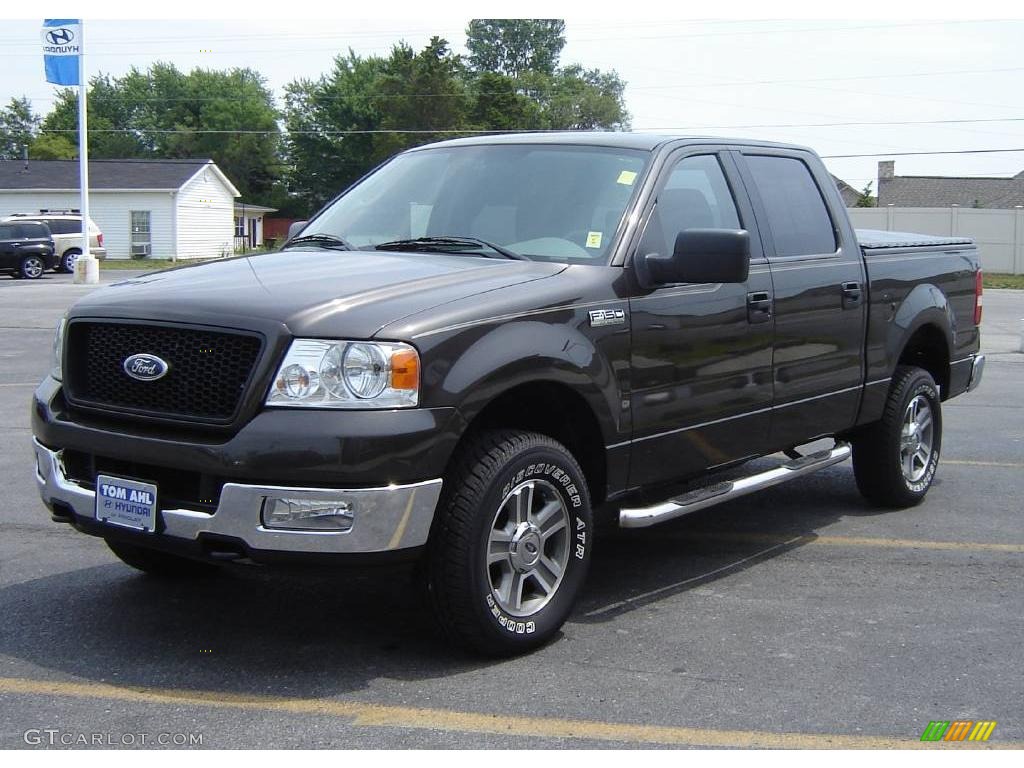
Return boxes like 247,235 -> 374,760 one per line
32,132 -> 985,655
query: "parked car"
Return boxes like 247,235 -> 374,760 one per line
32,133 -> 984,656
0,220 -> 57,279
2,210 -> 105,273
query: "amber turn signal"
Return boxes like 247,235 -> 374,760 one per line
390,348 -> 419,391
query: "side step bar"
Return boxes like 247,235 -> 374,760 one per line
619,442 -> 852,529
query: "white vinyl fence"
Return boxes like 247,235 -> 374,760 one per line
847,206 -> 1024,274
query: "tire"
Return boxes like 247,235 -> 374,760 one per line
59,249 -> 81,273
852,365 -> 942,508
19,255 -> 46,280
426,430 -> 593,656
105,539 -> 221,578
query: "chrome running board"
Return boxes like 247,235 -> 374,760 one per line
618,442 -> 852,529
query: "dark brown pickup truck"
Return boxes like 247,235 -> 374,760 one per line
32,133 -> 984,655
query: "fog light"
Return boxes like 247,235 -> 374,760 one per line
261,497 -> 355,531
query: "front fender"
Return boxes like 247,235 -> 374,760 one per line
434,318 -> 624,446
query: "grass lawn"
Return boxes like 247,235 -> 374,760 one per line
99,258 -> 219,271
984,273 -> 1024,290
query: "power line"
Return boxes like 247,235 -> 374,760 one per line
35,117 -> 1024,136
820,148 -> 1024,159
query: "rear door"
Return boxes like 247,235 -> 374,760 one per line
733,149 -> 867,447
627,149 -> 775,487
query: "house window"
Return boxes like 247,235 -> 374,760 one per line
130,210 -> 151,257
234,216 -> 245,238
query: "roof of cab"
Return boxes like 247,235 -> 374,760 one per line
408,131 -> 815,154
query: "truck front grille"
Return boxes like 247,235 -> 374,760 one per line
65,320 -> 264,424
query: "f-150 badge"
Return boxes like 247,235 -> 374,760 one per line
589,308 -> 626,327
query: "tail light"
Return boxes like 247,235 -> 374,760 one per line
974,270 -> 983,326
97,233 -> 104,247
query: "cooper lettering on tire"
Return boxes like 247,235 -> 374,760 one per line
426,430 -> 592,656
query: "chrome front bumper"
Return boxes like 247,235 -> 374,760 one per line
32,439 -> 442,555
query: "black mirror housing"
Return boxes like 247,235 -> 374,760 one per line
637,228 -> 750,287
286,220 -> 309,242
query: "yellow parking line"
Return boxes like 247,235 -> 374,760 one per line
0,676 -> 1016,749
691,532 -> 1024,554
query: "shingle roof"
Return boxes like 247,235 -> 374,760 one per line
831,175 -> 862,207
878,174 -> 1024,208
0,158 -> 216,191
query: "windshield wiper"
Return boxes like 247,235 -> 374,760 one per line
282,233 -> 354,251
374,236 -> 528,261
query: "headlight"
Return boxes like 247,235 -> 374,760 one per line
266,339 -> 419,409
51,318 -> 66,381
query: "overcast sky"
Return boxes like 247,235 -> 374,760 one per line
3,16 -> 1023,194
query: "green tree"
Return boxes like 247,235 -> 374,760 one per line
466,19 -> 566,78
372,38 -> 470,159
39,64 -> 281,202
29,133 -> 77,159
283,50 -> 387,214
0,97 -> 41,160
464,19 -> 629,132
855,182 -> 876,208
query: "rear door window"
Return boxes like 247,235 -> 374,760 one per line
0,225 -> 14,240
46,219 -> 80,235
744,155 -> 837,257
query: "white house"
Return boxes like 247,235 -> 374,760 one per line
0,158 -> 241,260
233,202 -> 278,251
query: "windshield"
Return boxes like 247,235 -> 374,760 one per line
302,144 -> 650,264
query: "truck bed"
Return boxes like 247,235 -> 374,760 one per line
856,228 -> 974,250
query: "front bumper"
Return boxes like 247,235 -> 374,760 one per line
33,438 -> 442,558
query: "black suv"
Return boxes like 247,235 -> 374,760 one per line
0,221 -> 57,279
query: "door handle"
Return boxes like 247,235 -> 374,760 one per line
747,291 -> 773,324
841,281 -> 863,309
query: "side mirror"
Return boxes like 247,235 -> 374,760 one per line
286,220 -> 308,242
636,228 -> 750,287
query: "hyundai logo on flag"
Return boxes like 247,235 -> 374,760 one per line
45,28 -> 75,46
41,19 -> 82,85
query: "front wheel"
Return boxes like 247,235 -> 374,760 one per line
427,430 -> 593,656
852,365 -> 942,507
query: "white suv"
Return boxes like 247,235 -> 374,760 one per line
1,210 -> 106,273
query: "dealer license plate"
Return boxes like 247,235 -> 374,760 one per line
95,475 -> 158,533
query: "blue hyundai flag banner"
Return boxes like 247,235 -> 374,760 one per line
41,19 -> 82,85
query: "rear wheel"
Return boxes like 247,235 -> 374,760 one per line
59,249 -> 81,273
852,365 -> 942,507
427,430 -> 592,656
19,255 -> 45,280
105,539 -> 221,578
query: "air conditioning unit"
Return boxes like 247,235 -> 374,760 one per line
131,244 -> 151,257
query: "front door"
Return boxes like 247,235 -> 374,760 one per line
628,151 -> 775,488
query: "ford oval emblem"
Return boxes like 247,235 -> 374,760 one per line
123,353 -> 170,381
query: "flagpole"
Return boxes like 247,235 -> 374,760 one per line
74,19 -> 97,284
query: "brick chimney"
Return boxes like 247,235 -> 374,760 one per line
878,160 -> 895,180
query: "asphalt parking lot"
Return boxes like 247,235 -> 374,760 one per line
0,268 -> 1021,749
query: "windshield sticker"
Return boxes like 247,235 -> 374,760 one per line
616,170 -> 638,185
586,231 -> 603,249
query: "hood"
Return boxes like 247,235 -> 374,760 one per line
68,249 -> 566,339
